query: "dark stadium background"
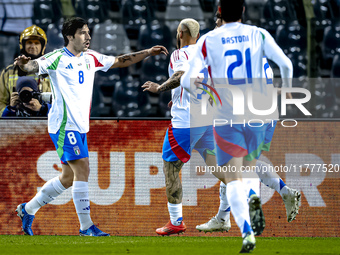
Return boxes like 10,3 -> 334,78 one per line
0,0 -> 340,118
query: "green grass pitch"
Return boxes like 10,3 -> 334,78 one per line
0,236 -> 339,255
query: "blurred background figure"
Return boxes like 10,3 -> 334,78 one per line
1,76 -> 50,117
0,0 -> 34,34
0,25 -> 51,116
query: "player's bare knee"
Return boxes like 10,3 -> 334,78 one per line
163,159 -> 183,174
163,160 -> 183,184
59,175 -> 73,188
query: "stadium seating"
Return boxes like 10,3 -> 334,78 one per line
198,0 -> 215,12
106,0 -> 123,20
330,55 -> 340,118
32,0 -> 63,32
140,54 -> 169,85
331,54 -> 340,78
261,0 -> 297,36
73,0 -> 86,17
137,20 -> 173,51
312,0 -> 336,44
0,49 -> 4,71
314,77 -> 339,118
158,90 -> 172,117
0,34 -> 19,70
260,0 -> 283,36
91,67 -> 129,117
313,0 -> 333,29
108,0 -> 122,12
287,52 -> 307,79
150,0 -> 168,12
321,23 -> 340,70
90,20 -> 131,55
165,0 -> 204,21
121,0 -> 155,40
86,0 -> 110,26
139,53 -> 171,117
276,20 -> 307,55
164,0 -> 205,46
112,76 -> 152,117
331,54 -> 340,101
73,0 -> 109,28
91,83 -> 113,117
243,0 -> 266,25
45,22 -> 64,53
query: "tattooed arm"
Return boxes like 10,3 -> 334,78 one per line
111,45 -> 168,68
14,55 -> 39,74
141,71 -> 185,94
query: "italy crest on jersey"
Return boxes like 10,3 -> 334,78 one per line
86,58 -> 90,70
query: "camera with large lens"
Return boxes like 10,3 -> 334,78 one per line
19,90 -> 42,104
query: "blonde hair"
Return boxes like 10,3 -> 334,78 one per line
179,18 -> 200,38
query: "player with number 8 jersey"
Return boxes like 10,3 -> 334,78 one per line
36,47 -> 115,134
14,17 -> 168,237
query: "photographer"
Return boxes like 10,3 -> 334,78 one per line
2,77 -> 50,117
0,25 -> 51,116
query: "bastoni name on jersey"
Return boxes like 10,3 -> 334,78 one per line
222,35 -> 250,44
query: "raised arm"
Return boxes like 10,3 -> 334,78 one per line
260,29 -> 293,87
141,71 -> 184,94
110,45 -> 169,69
14,55 -> 39,74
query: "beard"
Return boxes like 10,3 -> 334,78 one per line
176,36 -> 181,49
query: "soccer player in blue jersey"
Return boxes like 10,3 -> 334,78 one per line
14,17 -> 168,236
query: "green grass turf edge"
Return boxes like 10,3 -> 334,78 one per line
0,236 -> 339,255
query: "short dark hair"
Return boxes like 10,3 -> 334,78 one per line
220,0 -> 244,23
62,17 -> 88,46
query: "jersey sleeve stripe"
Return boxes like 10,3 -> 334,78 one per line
47,55 -> 62,70
88,53 -> 104,67
207,65 -> 215,87
202,39 -> 207,59
184,51 -> 188,60
260,31 -> 265,41
45,49 -> 63,59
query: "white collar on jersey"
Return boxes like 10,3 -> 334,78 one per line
63,47 -> 84,57
221,22 -> 241,28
